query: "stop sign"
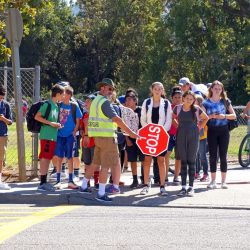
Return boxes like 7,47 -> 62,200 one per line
136,123 -> 170,157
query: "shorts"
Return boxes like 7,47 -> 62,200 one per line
82,146 -> 95,165
126,138 -> 144,162
39,140 -> 57,160
54,135 -> 75,159
0,136 -> 8,161
92,137 -> 119,168
167,135 -> 176,152
73,135 -> 81,157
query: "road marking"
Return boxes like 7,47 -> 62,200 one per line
0,205 -> 79,244
0,211 -> 32,214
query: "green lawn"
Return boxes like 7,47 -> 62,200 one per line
6,123 -> 33,169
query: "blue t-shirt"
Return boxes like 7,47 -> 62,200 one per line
0,101 -> 12,136
202,99 -> 228,127
58,102 -> 82,137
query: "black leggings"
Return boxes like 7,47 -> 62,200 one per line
207,125 -> 230,173
181,160 -> 195,187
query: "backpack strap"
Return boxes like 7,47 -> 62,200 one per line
164,100 -> 168,114
71,102 -> 77,125
44,101 -> 51,120
145,98 -> 151,113
176,104 -> 182,117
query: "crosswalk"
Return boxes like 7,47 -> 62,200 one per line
0,205 -> 79,244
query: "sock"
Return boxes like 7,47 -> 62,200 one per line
56,173 -> 61,183
40,175 -> 47,185
94,171 -> 99,184
68,173 -> 73,183
62,163 -> 66,173
133,175 -> 138,181
81,177 -> 89,189
98,183 -> 106,197
182,185 -> 186,189
74,168 -> 80,177
188,186 -> 193,189
160,185 -> 165,189
113,184 -> 119,189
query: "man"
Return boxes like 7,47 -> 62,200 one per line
178,77 -> 208,97
54,85 -> 82,189
80,78 -> 139,202
0,85 -> 12,190
35,84 -> 65,191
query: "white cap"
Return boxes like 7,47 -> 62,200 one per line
178,77 -> 191,86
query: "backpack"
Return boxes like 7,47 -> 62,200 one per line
145,98 -> 168,113
26,100 -> 51,133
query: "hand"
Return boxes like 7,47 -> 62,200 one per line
130,132 -> 140,140
0,114 -> 4,121
83,135 -> 89,147
50,122 -> 62,129
208,114 -> 216,119
216,114 -> 226,120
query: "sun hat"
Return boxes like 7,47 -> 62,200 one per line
96,78 -> 115,89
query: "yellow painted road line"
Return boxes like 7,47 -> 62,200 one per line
0,207 -> 38,210
0,211 -> 32,214
0,205 -> 79,244
0,217 -> 23,219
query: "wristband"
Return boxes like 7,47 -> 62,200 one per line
224,114 -> 226,119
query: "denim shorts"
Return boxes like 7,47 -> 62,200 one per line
167,135 -> 176,152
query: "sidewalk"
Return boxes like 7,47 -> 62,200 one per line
1,167 -> 250,209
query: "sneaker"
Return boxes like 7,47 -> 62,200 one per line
173,177 -> 180,185
54,182 -> 61,190
140,185 -> 149,195
160,187 -> 168,196
0,182 -> 11,190
200,174 -> 209,182
95,193 -> 113,203
94,183 -> 99,190
79,186 -> 92,194
194,173 -> 201,180
207,181 -> 217,189
130,180 -> 139,189
68,182 -> 79,190
186,187 -> 194,197
37,183 -> 55,192
61,172 -> 68,179
105,185 -> 120,194
177,187 -> 187,196
221,182 -> 228,189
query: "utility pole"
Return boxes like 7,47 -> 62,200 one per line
6,8 -> 26,181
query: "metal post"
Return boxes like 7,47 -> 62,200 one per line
32,65 -> 40,177
7,9 -> 26,181
3,66 -> 8,100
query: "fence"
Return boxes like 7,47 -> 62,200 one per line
0,66 -> 40,178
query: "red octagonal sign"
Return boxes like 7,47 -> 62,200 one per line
136,123 -> 170,157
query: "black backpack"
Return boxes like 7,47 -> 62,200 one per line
26,100 -> 51,133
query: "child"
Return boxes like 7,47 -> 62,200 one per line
165,86 -> 182,184
80,94 -> 99,189
195,95 -> 209,182
174,91 -> 208,196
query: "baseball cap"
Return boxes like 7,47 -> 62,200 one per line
178,77 -> 191,86
57,81 -> 70,87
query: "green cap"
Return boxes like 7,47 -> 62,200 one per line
96,78 -> 115,89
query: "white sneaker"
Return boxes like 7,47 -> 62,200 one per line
207,181 -> 217,189
221,182 -> 228,189
0,182 -> 11,190
140,185 -> 149,195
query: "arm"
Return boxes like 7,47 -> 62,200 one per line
241,101 -> 250,119
0,103 -> 12,125
73,118 -> 80,137
198,108 -> 209,129
112,116 -> 139,139
35,111 -> 62,128
164,101 -> 172,131
140,100 -> 147,127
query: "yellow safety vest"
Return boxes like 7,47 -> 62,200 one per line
88,95 -> 117,137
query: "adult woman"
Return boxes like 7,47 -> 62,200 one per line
140,82 -> 172,196
203,80 -> 236,189
174,91 -> 208,196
